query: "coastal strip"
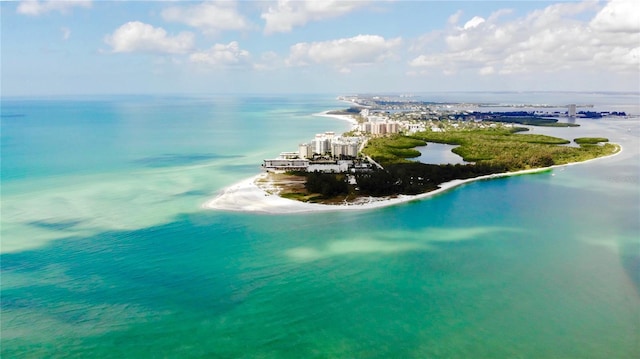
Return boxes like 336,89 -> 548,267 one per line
203,103 -> 623,214
202,145 -> 621,215
313,110 -> 359,127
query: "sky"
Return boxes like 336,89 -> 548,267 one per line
1,0 -> 639,96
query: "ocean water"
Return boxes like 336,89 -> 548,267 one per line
1,93 -> 639,358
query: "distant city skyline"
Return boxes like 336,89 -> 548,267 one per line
2,0 -> 639,96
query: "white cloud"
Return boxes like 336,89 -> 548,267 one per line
262,0 -> 373,34
409,1 -> 640,76
590,0 -> 640,33
463,16 -> 485,30
189,41 -> 250,66
287,35 -> 402,71
105,22 -> 194,54
17,0 -> 91,16
448,10 -> 462,25
525,0 -> 599,26
161,1 -> 252,34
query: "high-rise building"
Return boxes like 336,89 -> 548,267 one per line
372,122 -> 387,135
387,122 -> 399,134
568,104 -> 577,117
359,122 -> 372,133
313,134 -> 330,155
298,143 -> 313,159
330,137 -> 360,158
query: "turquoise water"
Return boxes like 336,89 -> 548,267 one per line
2,94 -> 639,358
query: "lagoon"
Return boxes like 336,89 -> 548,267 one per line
414,142 -> 469,165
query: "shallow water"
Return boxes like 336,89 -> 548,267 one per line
2,94 -> 638,358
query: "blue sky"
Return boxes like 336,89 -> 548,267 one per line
2,0 -> 638,96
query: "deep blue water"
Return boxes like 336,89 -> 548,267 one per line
1,94 -> 639,358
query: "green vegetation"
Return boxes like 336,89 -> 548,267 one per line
327,107 -> 361,115
574,137 -> 609,145
361,135 -> 426,163
327,107 -> 365,123
418,129 -> 575,166
354,125 -> 619,197
364,126 -> 617,171
305,172 -> 349,197
281,125 -> 619,203
355,162 -> 505,196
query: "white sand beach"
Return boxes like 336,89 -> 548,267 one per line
202,146 -> 622,215
204,167 -> 539,214
313,110 -> 359,127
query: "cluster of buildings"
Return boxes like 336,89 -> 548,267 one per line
297,132 -> 361,159
262,107 -> 433,173
358,108 -> 432,135
357,109 -> 399,136
357,121 -> 400,136
262,97 -> 619,174
262,132 -> 368,173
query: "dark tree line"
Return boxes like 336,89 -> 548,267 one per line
355,162 -> 508,196
304,160 -> 554,199
305,172 -> 349,197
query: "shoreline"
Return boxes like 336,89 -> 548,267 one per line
202,144 -> 622,214
313,110 -> 359,128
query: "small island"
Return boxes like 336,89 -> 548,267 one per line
205,97 -> 622,212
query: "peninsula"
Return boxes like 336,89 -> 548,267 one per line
204,96 -> 623,213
